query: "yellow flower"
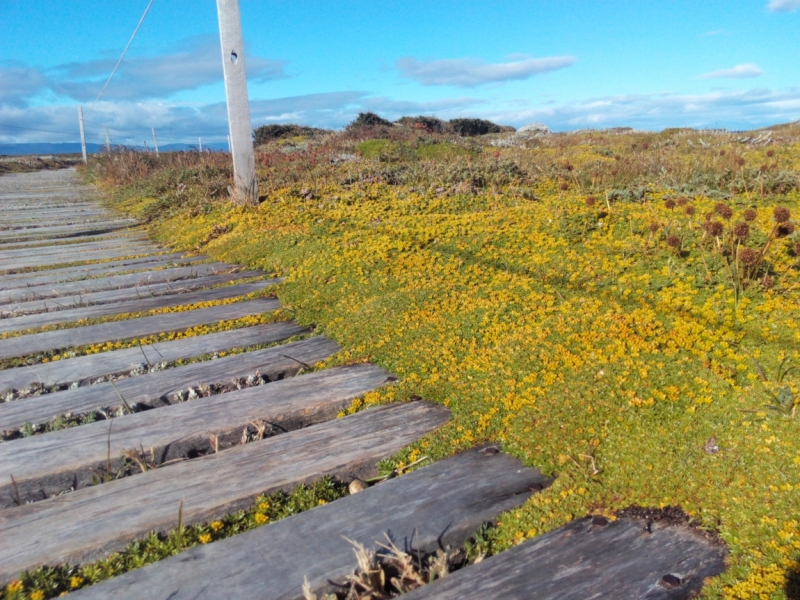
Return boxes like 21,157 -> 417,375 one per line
210,520 -> 224,532
254,512 -> 269,525
198,533 -> 212,544
6,580 -> 23,594
257,502 -> 270,512
70,576 -> 84,589
318,499 -> 328,505
30,591 -> 45,600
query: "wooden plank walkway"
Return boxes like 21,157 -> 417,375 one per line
0,255 -> 206,288
0,335 -> 340,433
404,515 -> 727,600
0,168 -> 727,597
0,401 -> 450,585
0,270 -> 266,318
67,447 -> 548,600
0,262 -> 236,302
0,321 -> 307,393
0,296 -> 279,360
0,363 -> 383,507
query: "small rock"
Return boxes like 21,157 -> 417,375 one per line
348,479 -> 368,494
704,436 -> 719,454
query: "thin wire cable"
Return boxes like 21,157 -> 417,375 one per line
0,123 -> 76,136
89,0 -> 155,111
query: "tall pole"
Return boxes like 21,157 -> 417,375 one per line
105,127 -> 111,153
152,127 -> 159,156
77,106 -> 88,164
199,137 -> 203,152
216,0 -> 258,204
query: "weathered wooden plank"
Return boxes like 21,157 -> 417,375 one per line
403,516 -> 727,600
0,401 -> 455,586
1,362 -> 382,506
0,255 -> 204,287
0,296 -> 279,360
66,446 -> 547,600
0,222 -> 136,243
0,269 -> 265,317
0,239 -> 155,260
0,321 -> 307,393
0,232 -> 146,249
0,262 -> 243,304
0,335 -> 338,435
0,246 -> 161,272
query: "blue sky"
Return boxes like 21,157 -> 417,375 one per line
0,0 -> 798,145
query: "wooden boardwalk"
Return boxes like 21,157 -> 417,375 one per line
0,169 -> 725,598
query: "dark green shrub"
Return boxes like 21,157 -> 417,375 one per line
450,118 -> 509,137
396,116 -> 449,134
347,112 -> 393,130
253,124 -> 329,145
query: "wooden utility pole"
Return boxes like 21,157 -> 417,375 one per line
216,0 -> 258,204
105,127 -> 111,153
199,137 -> 203,152
77,106 -> 88,164
152,128 -> 159,156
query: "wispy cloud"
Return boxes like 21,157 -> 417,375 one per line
0,65 -> 50,107
767,0 -> 800,11
696,63 -> 764,79
395,55 -> 576,87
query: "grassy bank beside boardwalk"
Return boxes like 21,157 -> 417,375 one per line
84,123 -> 800,598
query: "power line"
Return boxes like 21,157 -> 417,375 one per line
0,123 -> 76,136
89,0 -> 156,110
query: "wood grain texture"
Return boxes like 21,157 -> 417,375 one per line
403,516 -> 727,600
0,270 -> 266,318
0,296 -> 280,360
0,222 -> 136,243
0,232 -> 145,249
0,255 -> 205,288
0,362 -> 382,506
68,446 -> 547,600
0,246 -> 160,272
0,335 -> 339,439
0,240 -> 154,261
0,322 -> 306,393
0,401 -> 453,586
0,262 -> 251,306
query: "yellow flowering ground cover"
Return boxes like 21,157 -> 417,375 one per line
5,126 -> 798,598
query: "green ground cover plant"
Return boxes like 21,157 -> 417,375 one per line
6,120 -> 800,598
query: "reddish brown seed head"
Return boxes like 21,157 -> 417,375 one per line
677,196 -> 688,206
664,198 -> 676,210
766,149 -> 775,158
666,235 -> 681,248
560,182 -> 569,191
777,222 -> 796,238
649,222 -> 660,233
719,150 -> 726,157
715,202 -> 733,220
774,206 -> 791,223
585,196 -> 597,207
736,157 -> 746,167
704,221 -> 724,237
761,275 -> 775,289
739,247 -> 759,266
794,241 -> 800,256
743,208 -> 757,222
684,205 -> 696,216
733,222 -> 750,240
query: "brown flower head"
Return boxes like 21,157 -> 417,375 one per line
743,208 -> 757,222
776,222 -> 795,238
666,235 -> 681,248
684,205 -> 696,216
649,222 -> 660,233
585,196 -> 597,207
559,182 -> 570,191
733,222 -> 750,240
705,211 -> 714,222
736,157 -> 746,167
794,241 -> 800,256
766,149 -> 775,158
761,275 -> 775,289
739,247 -> 759,266
719,150 -> 726,157
715,202 -> 734,220
704,221 -> 724,237
665,198 -> 676,210
774,206 -> 791,223
677,196 -> 688,206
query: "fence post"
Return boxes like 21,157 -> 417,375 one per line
152,128 -> 159,156
216,0 -> 258,204
199,137 -> 203,153
77,106 -> 88,164
105,127 -> 111,153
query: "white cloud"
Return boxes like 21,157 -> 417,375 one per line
696,63 -> 764,79
767,0 -> 800,11
395,55 -> 576,87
